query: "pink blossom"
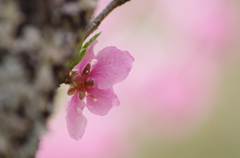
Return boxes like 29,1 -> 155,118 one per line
66,41 -> 134,140
140,53 -> 219,137
159,0 -> 239,58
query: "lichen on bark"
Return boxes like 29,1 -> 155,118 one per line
0,0 -> 96,157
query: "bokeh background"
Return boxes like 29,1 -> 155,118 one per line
37,0 -> 240,157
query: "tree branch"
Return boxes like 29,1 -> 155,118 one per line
84,0 -> 130,39
59,0 -> 131,85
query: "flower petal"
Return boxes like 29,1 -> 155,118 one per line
66,92 -> 87,140
86,87 -> 120,116
74,40 -> 97,72
88,46 -> 134,90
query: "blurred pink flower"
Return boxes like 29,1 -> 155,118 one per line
66,41 -> 134,140
159,0 -> 239,59
140,53 -> 220,137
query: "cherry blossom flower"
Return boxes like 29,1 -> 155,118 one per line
66,41 -> 134,140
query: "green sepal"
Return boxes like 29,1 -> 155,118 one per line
68,48 -> 86,70
68,32 -> 101,70
82,32 -> 101,49
76,38 -> 85,51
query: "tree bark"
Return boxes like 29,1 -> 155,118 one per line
0,0 -> 96,157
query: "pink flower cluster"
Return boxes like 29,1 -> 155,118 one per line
66,41 -> 134,140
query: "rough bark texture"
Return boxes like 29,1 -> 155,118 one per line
0,0 -> 96,157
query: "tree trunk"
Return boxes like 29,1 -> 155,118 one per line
0,0 -> 96,157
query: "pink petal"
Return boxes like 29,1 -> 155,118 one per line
88,46 -> 134,90
74,40 -> 97,72
86,87 -> 120,116
66,92 -> 87,140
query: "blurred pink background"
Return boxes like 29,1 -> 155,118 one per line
37,0 -> 240,157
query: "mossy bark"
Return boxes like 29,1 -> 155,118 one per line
0,0 -> 96,157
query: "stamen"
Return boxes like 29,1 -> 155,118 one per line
67,87 -> 77,96
87,93 -> 98,99
68,70 -> 79,86
81,63 -> 91,76
78,88 -> 86,100
70,70 -> 79,76
85,78 -> 94,88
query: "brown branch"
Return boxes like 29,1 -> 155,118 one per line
59,0 -> 131,85
84,0 -> 130,39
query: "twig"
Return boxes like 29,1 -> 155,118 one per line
84,0 -> 130,39
61,0 -> 130,85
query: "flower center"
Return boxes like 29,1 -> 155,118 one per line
67,63 -> 96,100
